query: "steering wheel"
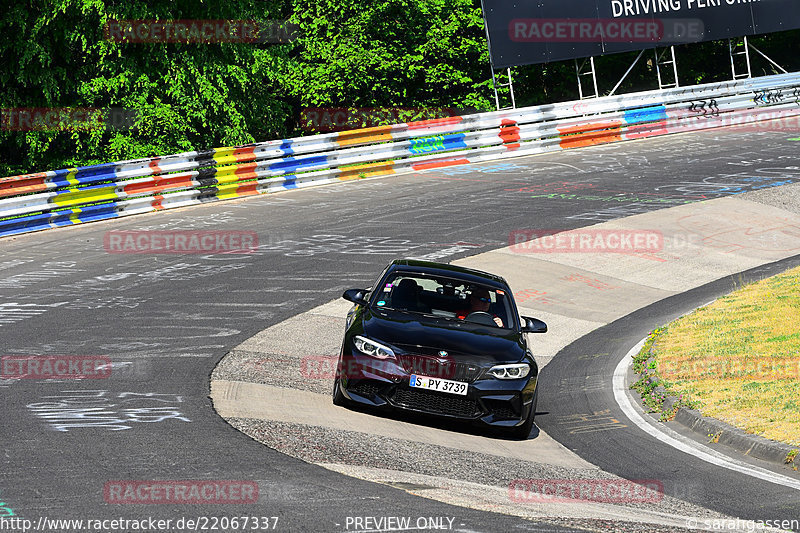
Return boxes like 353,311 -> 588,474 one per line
464,311 -> 497,326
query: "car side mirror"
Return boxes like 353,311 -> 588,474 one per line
521,316 -> 547,333
342,288 -> 368,306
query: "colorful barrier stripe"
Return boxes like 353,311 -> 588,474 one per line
2,72 -> 800,238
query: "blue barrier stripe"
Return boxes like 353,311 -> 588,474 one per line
74,207 -> 120,223
71,162 -> 120,179
75,202 -> 120,216
408,134 -> 467,155
50,172 -> 118,188
269,155 -> 328,173
624,106 -> 667,125
0,211 -> 52,228
0,218 -> 52,237
0,201 -> 121,229
279,141 -> 294,156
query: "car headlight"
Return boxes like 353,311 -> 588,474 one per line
487,363 -> 530,379
353,335 -> 395,359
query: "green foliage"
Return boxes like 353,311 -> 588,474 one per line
0,0 -> 294,176
280,0 -> 492,110
1,0 -> 799,177
631,327 -> 701,421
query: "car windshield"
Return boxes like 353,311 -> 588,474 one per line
371,272 -> 516,329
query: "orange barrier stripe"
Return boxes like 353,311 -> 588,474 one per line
559,122 -> 623,148
0,173 -> 49,197
335,125 -> 393,147
235,182 -> 260,195
0,181 -> 49,198
0,171 -> 48,185
227,171 -> 258,182
558,121 -> 622,135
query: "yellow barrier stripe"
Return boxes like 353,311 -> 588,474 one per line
215,181 -> 251,200
66,168 -> 80,187
337,161 -> 396,180
52,186 -> 119,207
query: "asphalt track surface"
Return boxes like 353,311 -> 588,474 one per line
538,255 -> 800,520
1,127 -> 800,531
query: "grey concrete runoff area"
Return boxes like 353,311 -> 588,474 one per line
212,187 -> 800,531
2,126 -> 800,532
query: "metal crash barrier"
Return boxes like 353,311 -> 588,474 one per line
1,71 -> 799,238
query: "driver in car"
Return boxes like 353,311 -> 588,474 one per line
456,288 -> 504,327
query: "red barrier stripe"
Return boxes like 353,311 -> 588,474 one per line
122,174 -> 196,195
233,147 -> 258,163
148,158 -> 162,175
411,158 -> 471,171
406,116 -> 464,130
234,162 -> 258,175
499,119 -> 521,151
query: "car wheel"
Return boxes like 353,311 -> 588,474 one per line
506,389 -> 537,439
332,377 -> 350,407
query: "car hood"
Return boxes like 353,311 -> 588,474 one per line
362,309 -> 526,364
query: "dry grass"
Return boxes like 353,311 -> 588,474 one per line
653,265 -> 800,446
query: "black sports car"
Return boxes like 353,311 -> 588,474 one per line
333,259 -> 547,439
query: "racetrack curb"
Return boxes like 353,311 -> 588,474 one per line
673,407 -> 799,470
632,322 -> 800,472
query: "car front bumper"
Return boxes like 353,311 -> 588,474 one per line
337,352 -> 537,427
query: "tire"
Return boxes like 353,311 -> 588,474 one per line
332,377 -> 350,407
506,389 -> 538,439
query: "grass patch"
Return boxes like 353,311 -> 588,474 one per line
641,265 -> 800,446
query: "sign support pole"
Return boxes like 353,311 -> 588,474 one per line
575,57 -> 599,99
481,1 -> 517,110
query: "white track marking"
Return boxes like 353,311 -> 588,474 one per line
613,339 -> 800,491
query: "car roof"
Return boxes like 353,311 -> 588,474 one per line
386,259 -> 510,290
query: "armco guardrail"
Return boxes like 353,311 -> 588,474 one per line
2,72 -> 799,238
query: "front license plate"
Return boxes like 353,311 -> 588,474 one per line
409,375 -> 468,396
